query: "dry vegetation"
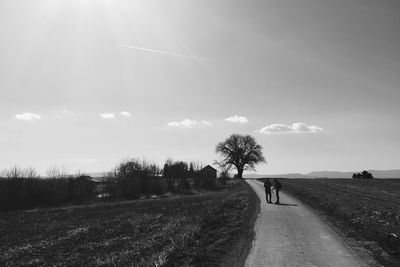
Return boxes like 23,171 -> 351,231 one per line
279,178 -> 400,266
0,180 -> 258,267
0,160 -> 218,212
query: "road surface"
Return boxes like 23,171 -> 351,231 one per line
245,179 -> 376,267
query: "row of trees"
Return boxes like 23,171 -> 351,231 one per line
0,133 -> 268,211
0,159 -> 217,211
101,132 -> 268,201
0,166 -> 40,179
0,174 -> 95,211
0,165 -> 82,179
105,159 -> 218,200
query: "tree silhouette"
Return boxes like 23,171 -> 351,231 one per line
163,160 -> 190,192
352,170 -> 374,179
215,134 -> 265,179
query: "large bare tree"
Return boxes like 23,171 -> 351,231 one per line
215,134 -> 265,179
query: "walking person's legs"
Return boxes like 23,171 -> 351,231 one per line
265,190 -> 271,203
275,190 -> 280,204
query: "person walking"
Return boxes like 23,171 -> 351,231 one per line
263,179 -> 272,203
273,179 -> 282,204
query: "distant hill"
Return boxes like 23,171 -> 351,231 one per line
244,169 -> 400,179
367,169 -> 400,178
308,170 -> 400,178
244,173 -> 314,179
306,171 -> 353,178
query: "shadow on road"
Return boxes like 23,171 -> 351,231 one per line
274,203 -> 299,207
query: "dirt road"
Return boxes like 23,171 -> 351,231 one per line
245,179 -> 376,267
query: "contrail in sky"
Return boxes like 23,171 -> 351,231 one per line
116,44 -> 199,60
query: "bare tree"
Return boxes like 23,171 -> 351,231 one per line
47,165 -> 69,179
74,169 -> 86,177
215,134 -> 266,179
2,166 -> 24,178
0,166 -> 39,179
24,167 -> 39,178
213,160 -> 232,184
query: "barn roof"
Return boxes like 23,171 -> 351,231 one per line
201,165 -> 217,172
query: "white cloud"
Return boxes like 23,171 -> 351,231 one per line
99,113 -> 115,119
225,115 -> 248,123
259,122 -> 323,134
259,124 -> 293,134
202,120 -> 212,126
292,122 -> 323,133
167,119 -> 198,128
119,111 -> 131,117
15,112 -> 41,121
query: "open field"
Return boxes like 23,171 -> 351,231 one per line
278,178 -> 400,266
0,181 -> 258,266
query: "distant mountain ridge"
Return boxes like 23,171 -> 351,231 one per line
244,173 -> 314,179
244,169 -> 400,179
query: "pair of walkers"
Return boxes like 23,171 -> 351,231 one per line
263,178 -> 281,204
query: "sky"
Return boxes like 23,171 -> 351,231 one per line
0,0 -> 399,175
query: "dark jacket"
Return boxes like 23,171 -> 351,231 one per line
264,181 -> 272,191
274,181 -> 282,191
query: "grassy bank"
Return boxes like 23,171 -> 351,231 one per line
0,180 -> 257,266
280,178 -> 400,266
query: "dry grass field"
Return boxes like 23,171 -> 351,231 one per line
0,181 -> 258,267
279,178 -> 400,266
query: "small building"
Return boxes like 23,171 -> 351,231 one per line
200,165 -> 217,179
80,175 -> 107,195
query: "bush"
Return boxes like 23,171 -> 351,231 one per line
163,160 -> 191,192
0,166 -> 97,211
0,177 -> 95,211
0,159 -> 217,211
201,176 -> 217,190
352,170 -> 374,179
110,159 -> 163,199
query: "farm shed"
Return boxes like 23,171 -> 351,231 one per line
200,165 -> 217,179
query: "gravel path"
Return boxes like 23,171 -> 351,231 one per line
245,179 -> 376,267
